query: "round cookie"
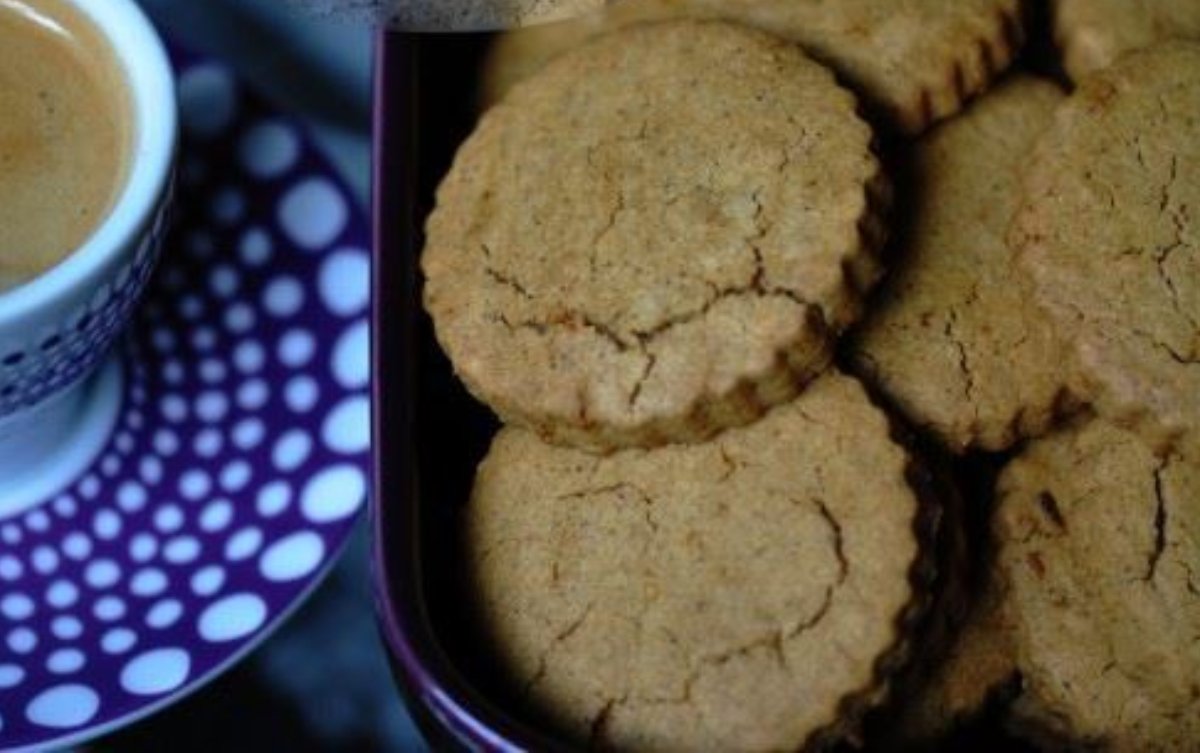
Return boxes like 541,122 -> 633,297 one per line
1053,0 -> 1200,82
995,418 -> 1200,751
425,20 -> 888,452
465,372 -> 937,751
483,0 -> 1027,135
1012,42 -> 1200,454
850,77 -> 1073,454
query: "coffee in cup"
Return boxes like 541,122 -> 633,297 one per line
0,0 -> 133,292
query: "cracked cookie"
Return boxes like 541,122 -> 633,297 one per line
1011,42 -> 1200,455
1053,0 -> 1200,82
464,372 -> 937,751
424,20 -> 888,452
994,418 -> 1200,751
482,0 -> 1027,135
887,579 -> 1019,744
850,76 -> 1074,454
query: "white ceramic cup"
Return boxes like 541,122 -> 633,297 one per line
0,0 -> 176,514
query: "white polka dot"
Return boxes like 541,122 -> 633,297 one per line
180,470 -> 212,501
147,599 -> 183,629
154,426 -> 182,453
257,482 -> 292,518
51,616 -> 82,640
279,178 -> 348,250
117,481 -> 148,512
260,532 -> 325,582
53,495 -> 78,517
46,580 -> 78,609
164,536 -> 201,565
332,320 -> 369,390
225,527 -> 263,561
140,456 -> 165,485
2,526 -> 20,545
319,249 -> 370,317
179,64 -> 237,138
220,461 -> 252,492
152,328 -> 176,353
234,341 -> 266,374
101,627 -> 137,655
208,267 -> 240,303
46,649 -> 85,674
237,379 -> 270,410
100,454 -> 121,477
278,328 -> 316,367
121,648 -> 191,695
200,358 -> 227,384
191,327 -> 218,352
199,499 -> 234,533
194,428 -> 224,457
240,120 -> 300,178
232,418 -> 266,449
94,596 -> 126,621
1,593 -> 34,620
285,376 -> 320,413
178,294 -> 205,320
154,505 -> 184,533
131,568 -> 168,598
93,508 -> 121,540
129,533 -> 159,563
0,556 -> 20,580
301,465 -> 367,524
0,665 -> 24,689
195,391 -> 230,422
224,302 -> 256,334
115,433 -> 135,454
198,593 -> 266,642
31,546 -> 59,574
322,396 -> 370,454
61,533 -> 91,560
162,360 -> 185,385
240,227 -> 273,267
191,565 -> 225,597
25,683 -> 99,728
85,560 -> 120,589
210,189 -> 245,227
263,277 -> 304,318
26,508 -> 51,529
272,430 -> 312,471
8,627 -> 36,653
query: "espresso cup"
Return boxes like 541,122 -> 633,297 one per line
0,0 -> 176,509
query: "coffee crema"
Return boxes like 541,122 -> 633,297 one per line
0,0 -> 132,293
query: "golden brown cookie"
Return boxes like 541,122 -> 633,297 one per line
425,20 -> 888,452
851,76 -> 1073,454
1053,0 -> 1200,82
483,0 -> 1027,135
995,418 -> 1200,751
1012,42 -> 1200,455
465,373 -> 937,751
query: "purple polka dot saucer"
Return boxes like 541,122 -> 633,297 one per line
0,45 -> 370,751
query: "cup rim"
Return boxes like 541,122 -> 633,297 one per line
0,0 -> 176,323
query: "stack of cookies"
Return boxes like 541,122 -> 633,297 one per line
418,1 -> 1200,749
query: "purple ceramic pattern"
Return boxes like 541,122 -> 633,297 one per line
0,181 -> 172,418
0,45 -> 370,751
